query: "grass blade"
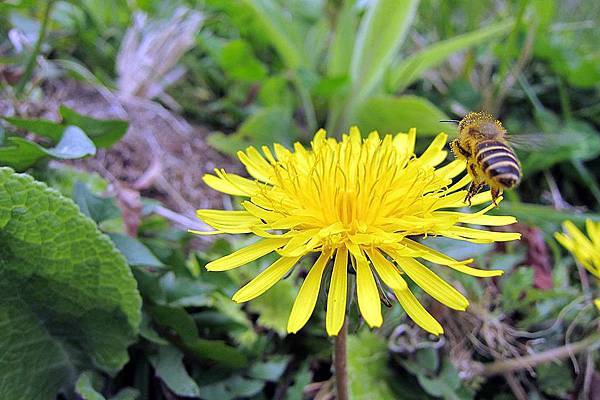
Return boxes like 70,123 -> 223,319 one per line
387,19 -> 514,92
241,0 -> 305,70
350,0 -> 419,100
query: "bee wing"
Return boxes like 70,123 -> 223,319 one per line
506,134 -> 567,151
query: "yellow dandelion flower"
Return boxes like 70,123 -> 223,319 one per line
193,127 -> 521,336
555,219 -> 600,310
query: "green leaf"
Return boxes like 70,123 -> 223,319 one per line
148,346 -> 201,398
110,388 -> 140,400
208,107 -> 298,156
42,164 -> 109,198
149,305 -> 248,367
350,0 -> 419,100
491,202 -> 600,229
348,330 -> 396,399
501,268 -> 533,313
0,126 -> 96,170
240,0 -> 305,70
247,356 -> 290,380
327,0 -> 358,77
521,121 -> 600,175
75,371 -> 105,400
355,95 -> 449,136
45,126 -> 96,158
73,181 -> 120,223
198,375 -> 264,400
0,136 -> 49,170
60,105 -> 128,148
417,360 -> 471,400
0,168 -> 141,399
387,19 -> 514,92
109,233 -> 165,268
219,39 -> 268,82
258,76 -> 294,108
536,361 -> 574,397
3,116 -> 64,141
248,279 -> 295,336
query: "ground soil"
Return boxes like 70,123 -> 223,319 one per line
2,79 -> 242,218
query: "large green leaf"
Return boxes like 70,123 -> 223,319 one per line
348,330 -> 396,399
0,168 -> 142,399
355,95 -> 449,136
350,0 -> 419,100
387,19 -> 514,92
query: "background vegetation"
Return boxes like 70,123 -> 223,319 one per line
0,0 -> 599,399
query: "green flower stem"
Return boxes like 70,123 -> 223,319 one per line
15,0 -> 54,96
334,319 -> 349,400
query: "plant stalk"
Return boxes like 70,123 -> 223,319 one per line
334,319 -> 349,400
479,333 -> 600,377
15,0 -> 54,96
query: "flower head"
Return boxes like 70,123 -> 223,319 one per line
555,219 -> 600,310
194,127 -> 521,335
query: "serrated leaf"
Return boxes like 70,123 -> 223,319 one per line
60,105 -> 128,148
348,330 -> 396,400
0,168 -> 142,400
148,346 -> 201,397
355,95 -> 449,136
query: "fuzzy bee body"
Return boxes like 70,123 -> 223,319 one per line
475,140 -> 521,188
450,112 -> 522,205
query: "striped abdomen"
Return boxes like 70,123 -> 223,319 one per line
475,140 -> 521,188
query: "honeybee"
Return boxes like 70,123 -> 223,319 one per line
449,111 -> 521,206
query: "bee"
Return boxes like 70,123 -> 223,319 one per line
448,111 -> 521,206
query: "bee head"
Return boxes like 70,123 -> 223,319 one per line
459,111 -> 506,138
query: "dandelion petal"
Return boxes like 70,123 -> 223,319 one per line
393,255 -> 469,311
287,251 -> 332,333
326,247 -> 348,336
394,285 -> 444,335
355,252 -> 383,328
232,255 -> 301,302
205,238 -> 287,271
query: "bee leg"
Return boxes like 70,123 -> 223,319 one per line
491,188 -> 502,207
450,140 -> 470,158
465,182 -> 484,206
